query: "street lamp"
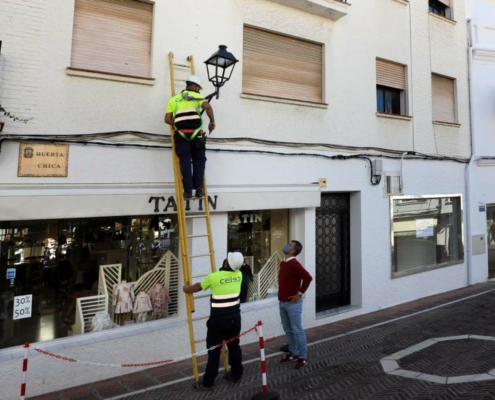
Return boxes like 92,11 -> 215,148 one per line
204,45 -> 238,100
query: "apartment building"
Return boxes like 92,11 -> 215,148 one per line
0,0 -> 472,396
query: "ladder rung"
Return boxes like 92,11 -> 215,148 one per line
192,274 -> 209,279
195,338 -> 206,344
194,294 -> 210,300
192,315 -> 209,322
185,215 -> 207,219
173,63 -> 190,68
187,234 -> 209,238
189,253 -> 213,258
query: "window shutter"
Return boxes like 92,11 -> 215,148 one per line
432,74 -> 455,123
438,0 -> 451,6
242,26 -> 323,103
376,59 -> 406,90
71,0 -> 152,77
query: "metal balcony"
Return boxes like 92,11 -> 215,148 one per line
266,0 -> 350,21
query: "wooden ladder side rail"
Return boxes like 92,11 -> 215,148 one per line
168,51 -> 199,380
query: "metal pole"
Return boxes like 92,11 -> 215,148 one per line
20,342 -> 29,400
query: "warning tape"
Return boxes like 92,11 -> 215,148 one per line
33,325 -> 259,368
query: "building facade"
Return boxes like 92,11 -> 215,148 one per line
465,0 -> 495,284
0,0 -> 473,397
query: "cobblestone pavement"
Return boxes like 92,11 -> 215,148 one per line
33,283 -> 495,400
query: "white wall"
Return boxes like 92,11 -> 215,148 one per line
465,0 -> 495,284
0,0 -> 470,158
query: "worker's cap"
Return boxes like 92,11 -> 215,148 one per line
186,75 -> 202,89
227,252 -> 244,270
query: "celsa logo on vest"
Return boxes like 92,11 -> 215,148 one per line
220,276 -> 241,284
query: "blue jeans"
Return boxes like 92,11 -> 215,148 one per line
279,300 -> 307,359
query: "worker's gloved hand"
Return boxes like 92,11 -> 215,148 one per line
208,121 -> 216,134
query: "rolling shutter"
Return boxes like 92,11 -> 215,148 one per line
438,0 -> 451,6
242,26 -> 323,103
376,59 -> 406,90
71,0 -> 152,77
432,74 -> 455,123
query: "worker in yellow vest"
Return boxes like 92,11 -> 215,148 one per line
165,75 -> 215,199
183,252 -> 244,391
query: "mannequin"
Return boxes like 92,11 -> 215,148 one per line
113,279 -> 135,325
133,290 -> 153,323
148,282 -> 172,319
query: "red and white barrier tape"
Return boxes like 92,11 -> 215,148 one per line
32,325 -> 258,368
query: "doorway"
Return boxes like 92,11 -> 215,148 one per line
315,193 -> 351,313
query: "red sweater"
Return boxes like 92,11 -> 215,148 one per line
278,258 -> 313,302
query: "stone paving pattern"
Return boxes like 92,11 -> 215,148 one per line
31,282 -> 495,400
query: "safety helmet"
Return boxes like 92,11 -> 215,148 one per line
186,75 -> 202,89
227,252 -> 244,271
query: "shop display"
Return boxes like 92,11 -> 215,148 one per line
133,291 -> 153,323
91,312 -> 116,332
148,282 -> 171,319
0,215 -> 180,349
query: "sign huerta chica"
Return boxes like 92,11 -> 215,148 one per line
18,143 -> 69,177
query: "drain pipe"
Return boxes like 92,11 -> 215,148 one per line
465,24 -> 476,286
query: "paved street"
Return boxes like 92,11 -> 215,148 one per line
33,282 -> 495,400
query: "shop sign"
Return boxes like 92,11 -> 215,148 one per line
18,143 -> 69,177
13,294 -> 32,320
229,213 -> 262,224
149,195 -> 218,213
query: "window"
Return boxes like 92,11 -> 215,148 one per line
391,196 -> 464,278
242,26 -> 323,103
429,0 -> 452,19
0,215 -> 179,349
71,0 -> 153,77
432,74 -> 456,124
376,59 -> 407,116
227,209 -> 289,302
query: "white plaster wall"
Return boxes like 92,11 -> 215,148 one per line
464,0 -> 495,284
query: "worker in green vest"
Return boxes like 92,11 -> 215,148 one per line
165,75 -> 215,199
183,252 -> 244,391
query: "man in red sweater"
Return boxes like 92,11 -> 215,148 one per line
278,240 -> 313,369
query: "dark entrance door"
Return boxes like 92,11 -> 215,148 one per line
315,193 -> 351,313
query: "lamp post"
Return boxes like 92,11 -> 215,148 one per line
204,45 -> 238,101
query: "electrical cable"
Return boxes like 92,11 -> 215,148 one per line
0,132 -> 469,164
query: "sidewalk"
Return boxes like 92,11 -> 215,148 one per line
32,282 -> 495,400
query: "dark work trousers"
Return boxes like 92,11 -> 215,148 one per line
174,132 -> 206,193
202,316 -> 243,387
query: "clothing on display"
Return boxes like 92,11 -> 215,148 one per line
91,312 -> 116,332
113,280 -> 135,314
148,284 -> 172,318
133,291 -> 153,323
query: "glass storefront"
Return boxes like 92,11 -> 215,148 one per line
391,196 -> 464,277
0,215 -> 179,350
227,210 -> 288,302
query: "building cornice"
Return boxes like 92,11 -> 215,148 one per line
473,49 -> 495,64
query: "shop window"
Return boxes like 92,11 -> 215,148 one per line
70,0 -> 153,77
0,215 -> 179,350
227,210 -> 289,302
391,196 -> 464,278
